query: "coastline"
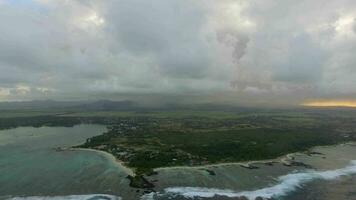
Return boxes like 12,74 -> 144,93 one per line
69,142 -> 356,175
156,141 -> 356,171
68,147 -> 135,176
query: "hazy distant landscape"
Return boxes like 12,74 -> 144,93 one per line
1,0 -> 356,199
1,100 -> 356,196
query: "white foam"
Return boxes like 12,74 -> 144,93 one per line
161,160 -> 356,199
6,194 -> 121,200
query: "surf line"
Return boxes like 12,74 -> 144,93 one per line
143,160 -> 356,200
5,194 -> 121,200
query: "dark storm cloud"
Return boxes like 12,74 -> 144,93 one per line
0,0 -> 356,105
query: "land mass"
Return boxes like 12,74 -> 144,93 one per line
1,101 -> 356,189
72,109 -> 356,188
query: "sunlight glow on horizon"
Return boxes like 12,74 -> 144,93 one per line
302,100 -> 356,108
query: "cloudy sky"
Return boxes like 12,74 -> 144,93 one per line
0,0 -> 355,106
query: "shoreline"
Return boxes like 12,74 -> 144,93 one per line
69,142 -> 356,175
67,147 -> 135,176
156,142 -> 356,171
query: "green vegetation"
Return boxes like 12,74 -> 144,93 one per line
0,116 -> 82,130
1,107 -> 356,179
75,109 -> 356,176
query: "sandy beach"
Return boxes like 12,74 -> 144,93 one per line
70,148 -> 135,176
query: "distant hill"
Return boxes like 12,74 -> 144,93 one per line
0,99 -> 268,112
69,100 -> 138,111
0,100 -> 79,110
0,100 -> 138,111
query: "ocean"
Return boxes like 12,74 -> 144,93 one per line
1,125 -> 356,200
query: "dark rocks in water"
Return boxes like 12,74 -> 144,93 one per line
291,161 -> 313,169
239,163 -> 259,169
307,151 -> 325,156
282,160 -> 313,169
281,158 -> 292,166
255,197 -> 272,200
206,169 -> 216,175
204,195 -> 248,200
53,147 -> 66,152
202,195 -> 272,200
199,168 -> 216,175
263,161 -> 277,166
126,175 -> 155,189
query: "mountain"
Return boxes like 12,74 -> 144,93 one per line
70,100 -> 138,111
0,100 -> 138,111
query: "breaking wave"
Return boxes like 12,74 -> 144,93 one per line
5,194 -> 121,200
144,160 -> 356,200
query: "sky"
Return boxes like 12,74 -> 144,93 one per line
0,0 -> 356,106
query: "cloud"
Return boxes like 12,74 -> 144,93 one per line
272,33 -> 327,84
0,0 -> 355,106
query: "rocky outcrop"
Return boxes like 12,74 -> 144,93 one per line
239,163 -> 259,169
126,175 -> 155,189
281,156 -> 312,169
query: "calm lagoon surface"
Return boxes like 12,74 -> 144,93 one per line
0,125 -> 133,200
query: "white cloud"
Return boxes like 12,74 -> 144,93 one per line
0,0 -> 355,105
